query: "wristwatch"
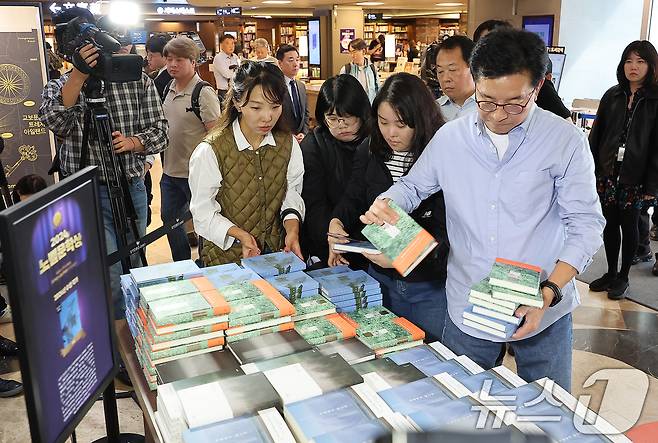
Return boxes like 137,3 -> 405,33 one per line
540,280 -> 562,307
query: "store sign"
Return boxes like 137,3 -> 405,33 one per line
156,5 -> 196,15
49,2 -> 102,15
216,7 -> 242,17
365,13 -> 383,22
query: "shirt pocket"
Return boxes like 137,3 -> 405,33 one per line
502,169 -> 555,222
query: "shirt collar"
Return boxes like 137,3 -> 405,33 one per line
157,66 -> 167,76
232,118 -> 276,151
475,102 -> 538,137
284,75 -> 296,84
438,92 -> 475,107
170,73 -> 200,96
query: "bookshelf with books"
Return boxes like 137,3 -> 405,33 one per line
242,22 -> 257,58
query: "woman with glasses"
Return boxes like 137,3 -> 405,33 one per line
328,73 -> 449,340
300,75 -> 371,266
340,38 -> 380,103
189,61 -> 305,265
588,41 -> 658,297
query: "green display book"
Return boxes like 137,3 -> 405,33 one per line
488,258 -> 542,296
292,295 -> 336,321
361,200 -> 438,277
294,313 -> 357,345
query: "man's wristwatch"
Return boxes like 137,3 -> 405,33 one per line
540,280 -> 562,307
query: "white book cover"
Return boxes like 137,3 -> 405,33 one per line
428,340 -> 457,360
264,363 -> 323,404
462,318 -> 508,339
463,310 -> 507,332
468,296 -> 518,315
178,381 -> 233,429
491,365 -> 527,388
351,382 -> 395,418
258,408 -> 297,443
472,305 -> 522,325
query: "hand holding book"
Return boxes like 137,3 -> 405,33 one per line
228,226 -> 261,258
327,218 -> 351,267
359,198 -> 399,227
511,288 -> 551,339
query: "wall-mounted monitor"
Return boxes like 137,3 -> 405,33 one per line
547,46 -> 567,92
308,19 -> 320,66
522,15 -> 554,46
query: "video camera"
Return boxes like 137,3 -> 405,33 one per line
55,16 -> 143,83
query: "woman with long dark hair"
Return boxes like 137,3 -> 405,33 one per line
189,61 -> 304,266
589,40 -> 658,298
300,74 -> 371,266
328,73 -> 449,340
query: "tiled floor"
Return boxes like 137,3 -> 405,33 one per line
0,159 -> 657,442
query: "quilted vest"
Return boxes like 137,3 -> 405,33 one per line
201,122 -> 292,265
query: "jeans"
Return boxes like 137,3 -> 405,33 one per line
160,174 -> 192,262
368,266 -> 447,342
100,178 -> 147,320
441,312 -> 573,391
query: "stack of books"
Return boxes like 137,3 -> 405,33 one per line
463,258 -> 543,340
291,295 -> 336,322
266,271 -> 320,302
341,307 -> 425,357
294,313 -> 357,345
314,270 -> 382,312
201,262 -> 261,288
227,329 -> 313,365
305,265 -> 351,279
242,251 -> 306,278
217,279 -> 296,343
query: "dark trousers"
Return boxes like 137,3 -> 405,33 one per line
603,204 -> 641,279
638,205 -> 658,253
160,174 -> 192,262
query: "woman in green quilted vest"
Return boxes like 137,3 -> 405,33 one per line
189,61 -> 305,266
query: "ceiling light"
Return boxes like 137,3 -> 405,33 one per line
253,15 -> 273,18
144,18 -> 164,21
357,2 -> 385,5
262,1 -> 291,3
436,2 -> 463,5
382,15 -> 392,19
109,1 -> 140,26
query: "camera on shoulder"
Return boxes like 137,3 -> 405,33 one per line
54,8 -> 142,83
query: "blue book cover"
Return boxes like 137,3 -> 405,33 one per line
205,268 -> 261,289
334,297 -> 383,313
495,383 -> 544,408
130,260 -> 201,288
121,274 -> 139,305
534,410 -> 608,443
462,305 -> 517,340
327,290 -> 382,304
285,390 -> 374,440
306,265 -> 352,279
241,252 -> 306,278
266,271 -> 320,300
378,377 -> 453,415
312,419 -> 389,443
407,397 -> 484,432
388,346 -> 450,376
316,271 -> 380,297
182,414 -> 273,443
201,262 -> 242,276
452,370 -> 512,395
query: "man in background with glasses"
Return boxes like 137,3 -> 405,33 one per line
360,29 -> 604,391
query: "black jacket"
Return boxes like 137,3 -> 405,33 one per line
536,80 -> 571,119
589,84 -> 658,195
300,127 -> 365,263
153,68 -> 173,102
332,140 -> 448,282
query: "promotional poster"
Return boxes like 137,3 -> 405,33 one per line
12,177 -> 114,442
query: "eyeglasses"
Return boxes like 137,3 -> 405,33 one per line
475,88 -> 536,115
325,115 -> 359,128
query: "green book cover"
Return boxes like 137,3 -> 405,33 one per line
146,322 -> 218,344
139,280 -> 200,308
361,201 -> 437,277
489,258 -> 541,295
470,278 -> 492,297
228,295 -> 279,326
345,307 -> 396,329
140,336 -> 220,361
148,292 -> 213,326
295,317 -> 346,345
292,295 -> 335,319
490,285 -> 544,308
218,281 -> 266,302
356,321 -> 416,350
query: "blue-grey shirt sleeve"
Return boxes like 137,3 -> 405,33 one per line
381,130 -> 443,212
555,130 -> 606,273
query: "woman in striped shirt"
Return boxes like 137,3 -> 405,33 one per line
328,73 -> 449,340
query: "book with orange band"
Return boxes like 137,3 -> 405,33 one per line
294,313 -> 357,345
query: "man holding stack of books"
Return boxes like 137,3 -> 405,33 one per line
360,29 -> 605,391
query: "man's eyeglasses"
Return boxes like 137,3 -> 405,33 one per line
475,88 -> 536,115
325,115 -> 358,128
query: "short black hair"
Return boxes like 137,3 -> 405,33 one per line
275,44 -> 298,61
12,174 -> 47,203
437,35 -> 475,66
370,73 -> 444,167
315,74 -> 371,139
219,34 -> 236,43
616,40 -> 658,89
470,29 -> 549,88
146,33 -> 171,55
473,19 -> 512,43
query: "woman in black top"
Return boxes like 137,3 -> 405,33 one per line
328,73 -> 448,340
588,40 -> 658,299
300,75 -> 372,265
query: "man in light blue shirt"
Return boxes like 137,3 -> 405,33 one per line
436,35 -> 478,121
361,29 -> 604,391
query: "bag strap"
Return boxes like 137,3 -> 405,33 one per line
188,80 -> 212,122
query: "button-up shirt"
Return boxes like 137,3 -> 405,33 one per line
437,93 -> 478,121
381,106 -> 605,341
212,51 -> 240,90
189,118 -> 305,251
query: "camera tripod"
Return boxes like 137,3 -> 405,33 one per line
79,77 -> 145,443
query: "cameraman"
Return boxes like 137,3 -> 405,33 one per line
39,8 -> 168,319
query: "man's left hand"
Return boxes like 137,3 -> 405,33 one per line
511,287 -> 553,339
112,131 -> 144,154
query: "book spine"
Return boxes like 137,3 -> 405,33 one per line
393,230 -> 437,277
226,322 -> 294,343
199,289 -> 231,316
146,322 -> 220,344
495,257 -> 542,273
229,311 -> 279,327
152,307 -> 216,327
141,337 -> 225,360
394,317 -> 425,341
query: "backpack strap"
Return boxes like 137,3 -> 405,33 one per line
163,78 -> 174,101
187,80 -> 212,122
343,63 -> 351,75
370,63 -> 379,92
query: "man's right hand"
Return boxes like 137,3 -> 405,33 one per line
360,198 -> 398,226
236,230 -> 261,258
71,44 -> 99,81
